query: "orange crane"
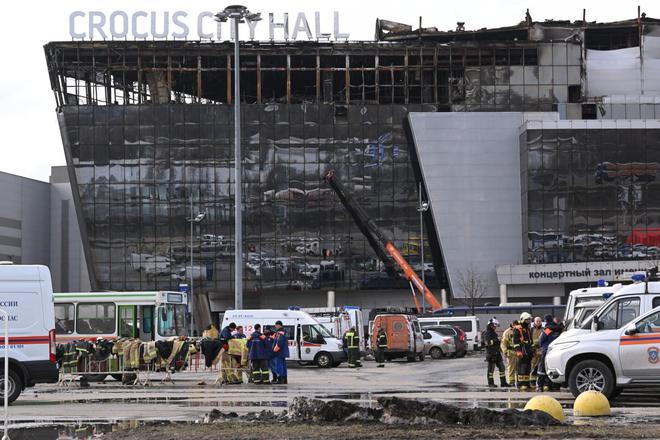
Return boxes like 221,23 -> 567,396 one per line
323,170 -> 442,313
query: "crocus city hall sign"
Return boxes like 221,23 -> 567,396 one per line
69,11 -> 350,41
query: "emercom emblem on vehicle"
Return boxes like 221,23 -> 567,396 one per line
648,347 -> 660,365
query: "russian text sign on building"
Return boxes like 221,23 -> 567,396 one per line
496,261 -> 659,285
69,11 -> 349,41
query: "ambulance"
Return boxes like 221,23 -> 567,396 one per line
221,309 -> 346,368
0,264 -> 58,402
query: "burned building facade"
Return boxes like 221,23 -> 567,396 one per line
45,14 -> 660,312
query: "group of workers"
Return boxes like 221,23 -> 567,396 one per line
484,312 -> 564,391
205,321 -> 290,385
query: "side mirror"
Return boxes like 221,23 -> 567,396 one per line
590,316 -> 598,332
161,308 -> 168,322
625,323 -> 638,336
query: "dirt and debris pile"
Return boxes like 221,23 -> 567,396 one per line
378,397 -> 562,427
288,397 -> 382,422
205,408 -> 287,424
284,397 -> 562,426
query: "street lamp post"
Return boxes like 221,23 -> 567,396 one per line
215,6 -> 261,310
417,182 -> 429,313
186,193 -> 206,336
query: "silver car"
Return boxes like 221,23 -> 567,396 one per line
422,330 -> 456,359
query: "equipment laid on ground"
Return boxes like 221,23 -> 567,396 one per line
323,170 -> 442,313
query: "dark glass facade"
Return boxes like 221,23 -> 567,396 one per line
60,103 -> 438,296
521,128 -> 660,264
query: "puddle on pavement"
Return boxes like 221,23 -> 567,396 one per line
7,421 -> 153,440
15,396 -> 289,409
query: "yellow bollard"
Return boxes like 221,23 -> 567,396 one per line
524,395 -> 565,423
573,390 -> 611,417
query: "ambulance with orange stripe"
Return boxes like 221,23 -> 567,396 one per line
546,280 -> 660,398
222,309 -> 346,368
0,264 -> 58,403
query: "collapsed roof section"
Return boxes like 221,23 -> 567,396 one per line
376,12 -> 660,50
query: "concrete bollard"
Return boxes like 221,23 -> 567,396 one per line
573,390 -> 611,417
524,395 -> 565,422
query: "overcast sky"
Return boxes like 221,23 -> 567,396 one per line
1,0 -> 658,182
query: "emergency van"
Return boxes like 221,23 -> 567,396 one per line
0,264 -> 58,402
221,309 -> 346,368
371,314 -> 425,362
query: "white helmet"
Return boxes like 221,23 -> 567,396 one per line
488,317 -> 500,327
519,312 -> 532,322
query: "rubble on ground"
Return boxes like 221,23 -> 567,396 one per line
204,396 -> 562,427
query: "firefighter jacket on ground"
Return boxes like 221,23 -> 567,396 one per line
201,339 -> 223,368
247,331 -> 270,360
484,326 -> 503,361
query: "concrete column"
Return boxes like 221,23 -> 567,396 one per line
499,284 -> 508,305
327,290 -> 335,308
440,289 -> 449,309
553,296 -> 562,306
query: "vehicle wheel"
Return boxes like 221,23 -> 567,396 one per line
429,347 -> 443,360
610,387 -> 624,400
85,374 -> 107,382
568,359 -> 615,398
315,352 -> 333,368
0,369 -> 23,404
111,374 -> 124,382
406,354 -> 416,362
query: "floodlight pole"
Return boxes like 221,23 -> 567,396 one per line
233,16 -> 243,310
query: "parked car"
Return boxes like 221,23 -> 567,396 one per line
422,329 -> 456,359
424,325 -> 467,357
419,315 -> 481,351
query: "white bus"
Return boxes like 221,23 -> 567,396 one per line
53,291 -> 188,342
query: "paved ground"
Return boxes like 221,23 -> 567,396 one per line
7,352 -> 660,438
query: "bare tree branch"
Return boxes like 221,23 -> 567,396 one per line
456,265 -> 488,315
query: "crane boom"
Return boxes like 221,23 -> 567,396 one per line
323,170 -> 442,312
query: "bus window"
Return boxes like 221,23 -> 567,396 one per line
119,305 -> 137,338
55,303 -> 74,334
142,306 -> 153,334
158,304 -> 188,337
76,303 -> 116,334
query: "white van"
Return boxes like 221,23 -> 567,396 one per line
418,316 -> 481,351
0,264 -> 58,402
564,284 -> 624,326
304,306 -> 365,353
222,309 -> 346,368
555,281 -> 660,342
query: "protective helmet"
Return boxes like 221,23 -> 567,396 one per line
519,312 -> 532,322
488,317 -> 500,327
